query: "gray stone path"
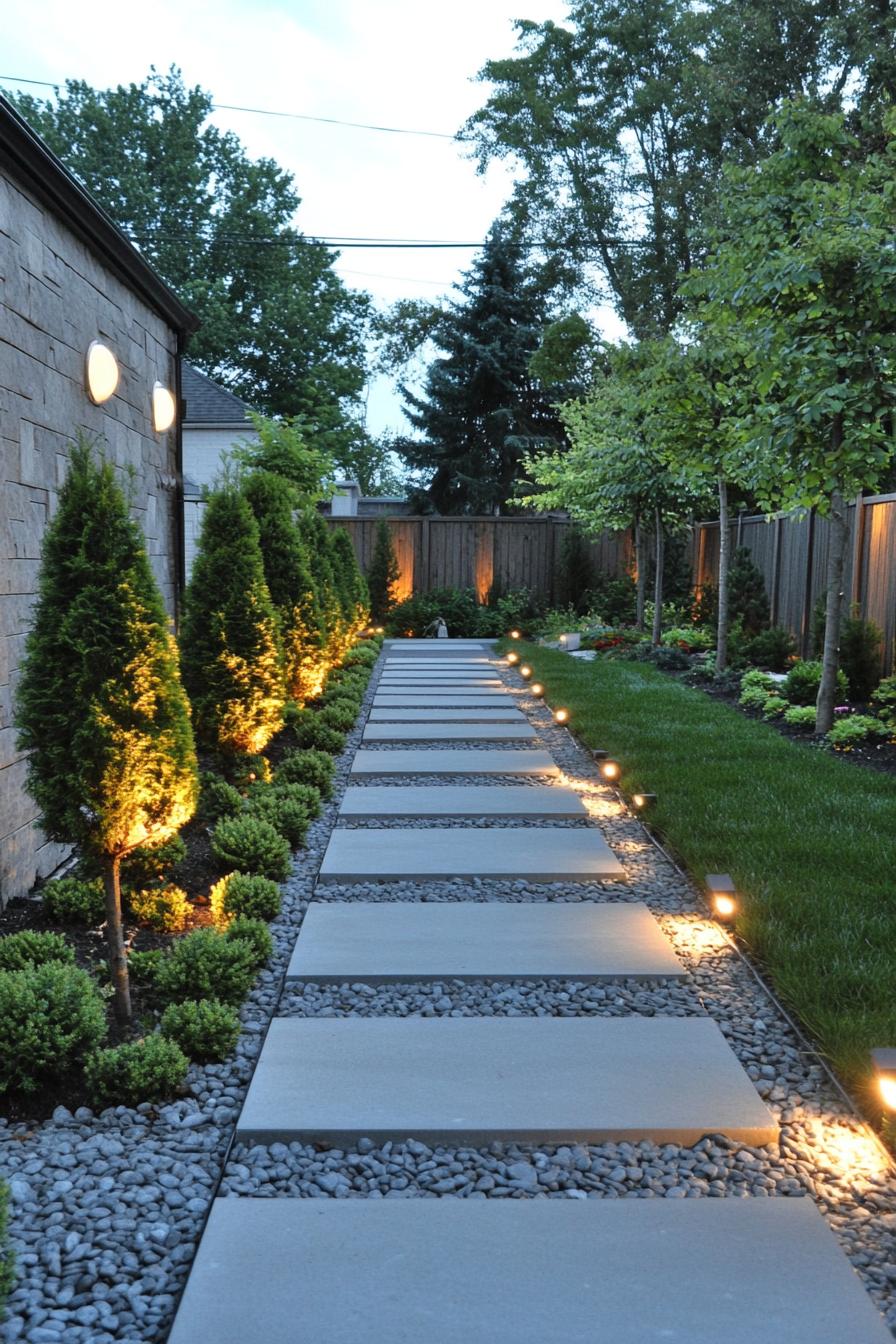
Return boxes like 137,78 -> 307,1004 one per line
374,692 -> 514,704
362,722 -> 537,742
368,707 -> 527,721
338,784 -> 587,818
351,748 -> 558,775
286,902 -> 686,982
318,827 -> 624,882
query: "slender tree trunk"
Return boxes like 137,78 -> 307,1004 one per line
716,476 -> 730,674
634,516 -> 647,632
815,482 -> 848,735
651,507 -> 665,646
102,855 -> 132,1025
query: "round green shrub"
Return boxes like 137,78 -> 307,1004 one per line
224,752 -> 272,789
267,780 -> 322,820
826,714 -> 890,747
289,711 -> 346,754
783,705 -> 817,729
341,645 -> 378,668
211,814 -> 292,880
0,930 -> 74,972
761,694 -> 787,718
127,885 -> 191,933
197,772 -> 244,823
0,963 -> 107,1094
211,872 -> 281,924
320,686 -> 362,712
327,669 -> 368,693
319,702 -> 357,732
784,660 -> 848,706
86,1034 -> 188,1108
41,876 -> 105,925
121,834 -> 187,889
276,748 -> 334,798
870,675 -> 896,727
154,929 -> 257,1005
246,791 -> 310,848
224,916 -> 273,968
160,999 -> 241,1062
128,949 -> 163,983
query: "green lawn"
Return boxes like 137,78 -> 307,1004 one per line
512,643 -> 896,1100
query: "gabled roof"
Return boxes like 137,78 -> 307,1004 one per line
0,93 -> 198,334
182,363 -> 254,425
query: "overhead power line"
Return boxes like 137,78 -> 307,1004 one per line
126,233 -> 483,249
0,74 -> 457,140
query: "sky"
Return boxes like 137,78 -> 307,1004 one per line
1,0 -> 593,435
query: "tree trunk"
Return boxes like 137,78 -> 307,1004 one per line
102,855 -> 132,1025
634,516 -> 647,632
815,484 -> 848,735
716,476 -> 730,674
651,507 -> 665,646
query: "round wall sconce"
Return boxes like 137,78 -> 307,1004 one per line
152,382 -> 177,433
85,341 -> 119,404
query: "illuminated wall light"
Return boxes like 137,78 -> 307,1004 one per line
600,759 -> 621,781
85,341 -> 119,404
519,664 -> 532,679
530,682 -> 544,697
507,651 -> 519,665
706,873 -> 737,921
152,382 -> 177,432
632,792 -> 657,810
871,1049 -> 896,1111
553,707 -> 570,724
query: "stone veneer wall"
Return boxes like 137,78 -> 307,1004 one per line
0,167 -> 181,906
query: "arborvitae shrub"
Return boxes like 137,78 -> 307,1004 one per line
366,519 -> 400,623
728,548 -> 771,635
121,835 -> 187,889
224,916 -> 273,968
197,772 -> 244,823
245,791 -> 310,847
126,885 -> 191,934
154,929 -> 257,1004
558,527 -> 594,611
0,930 -> 74,972
276,748 -> 335,797
160,999 -> 241,1062
0,963 -> 107,1094
211,814 -> 292,880
41,877 -> 105,925
210,872 -> 282,925
288,711 -> 346,754
180,487 -> 284,755
329,527 -> 369,635
86,1035 -> 188,1108
14,439 -> 198,1024
301,511 -> 345,662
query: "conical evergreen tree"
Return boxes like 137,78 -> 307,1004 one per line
398,224 -> 564,514
366,519 -> 400,623
301,511 -> 345,664
242,471 -> 327,702
558,526 -> 594,611
329,528 -> 369,639
181,487 -> 284,754
16,438 -> 198,1022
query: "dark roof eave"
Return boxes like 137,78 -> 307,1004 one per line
0,93 -> 200,336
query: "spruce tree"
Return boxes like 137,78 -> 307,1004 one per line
181,487 -> 284,755
242,471 -> 327,702
367,520 -> 400,623
398,224 -> 564,513
16,439 -> 198,1022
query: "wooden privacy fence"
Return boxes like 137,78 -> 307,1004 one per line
691,494 -> 896,674
327,515 -> 631,608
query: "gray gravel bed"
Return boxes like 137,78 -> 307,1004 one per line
337,816 -> 598,829
0,651 -> 384,1343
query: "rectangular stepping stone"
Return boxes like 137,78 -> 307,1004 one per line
362,723 -> 537,742
287,902 -> 686,982
318,827 -> 622,882
339,784 -> 587,818
374,695 -> 516,707
384,659 -> 494,667
235,1017 -> 777,1145
167,1198 -> 894,1344
379,676 -> 503,685
351,749 -> 557,776
368,708 -> 526,722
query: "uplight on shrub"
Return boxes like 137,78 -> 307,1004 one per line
706,873 -> 737,921
871,1049 -> 896,1111
599,758 -> 621,781
520,664 -> 532,679
553,707 -> 570,725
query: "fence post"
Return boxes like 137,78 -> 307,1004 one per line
850,493 -> 865,611
419,517 -> 430,593
800,509 -> 816,658
770,515 -> 783,627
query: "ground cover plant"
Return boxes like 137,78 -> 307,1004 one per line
507,642 -> 896,1107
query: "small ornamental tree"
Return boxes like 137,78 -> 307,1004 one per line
242,471 -> 327,703
15,440 -> 198,1022
181,487 -> 284,754
367,519 -> 400,623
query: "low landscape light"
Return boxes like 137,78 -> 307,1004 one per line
85,341 -> 119,404
632,792 -> 657,811
509,629 -> 521,640
530,682 -> 544,696
706,873 -> 737,921
507,651 -> 520,665
871,1050 -> 896,1111
599,759 -> 621,781
519,664 -> 532,679
553,707 -> 570,724
375,626 -> 385,635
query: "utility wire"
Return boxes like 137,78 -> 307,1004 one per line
126,234 -> 483,249
0,74 -> 457,139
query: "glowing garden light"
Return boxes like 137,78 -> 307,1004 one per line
507,651 -> 520,665
553,707 -> 570,725
509,629 -> 521,639
85,341 -> 119,404
599,759 -> 621,782
520,664 -> 532,679
706,873 -> 737,921
152,382 -> 176,433
530,682 -> 544,697
871,1050 -> 896,1111
632,792 -> 657,811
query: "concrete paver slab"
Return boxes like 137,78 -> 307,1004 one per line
287,901 -> 686,982
379,676 -> 503,685
374,691 -> 514,704
368,708 -> 526,722
351,749 -> 558,776
168,1199 -> 891,1344
362,723 -> 537,742
235,1017 -> 777,1145
339,784 -> 587,818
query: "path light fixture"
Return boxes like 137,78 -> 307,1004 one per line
553,707 -> 570,725
375,627 -> 385,635
520,664 -> 532,679
871,1050 -> 896,1111
530,682 -> 544,697
85,341 -> 119,404
509,629 -> 521,640
706,873 -> 737,922
507,651 -> 520,665
599,759 -> 621,782
632,792 -> 657,811
152,382 -> 177,433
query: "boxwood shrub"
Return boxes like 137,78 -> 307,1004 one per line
224,916 -> 273,968
0,963 -> 107,1094
275,748 -> 334,797
160,999 -> 241,1062
210,872 -> 281,924
211,814 -> 291,880
0,930 -> 74,972
86,1034 -> 188,1108
41,876 -> 105,925
154,929 -> 257,1005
